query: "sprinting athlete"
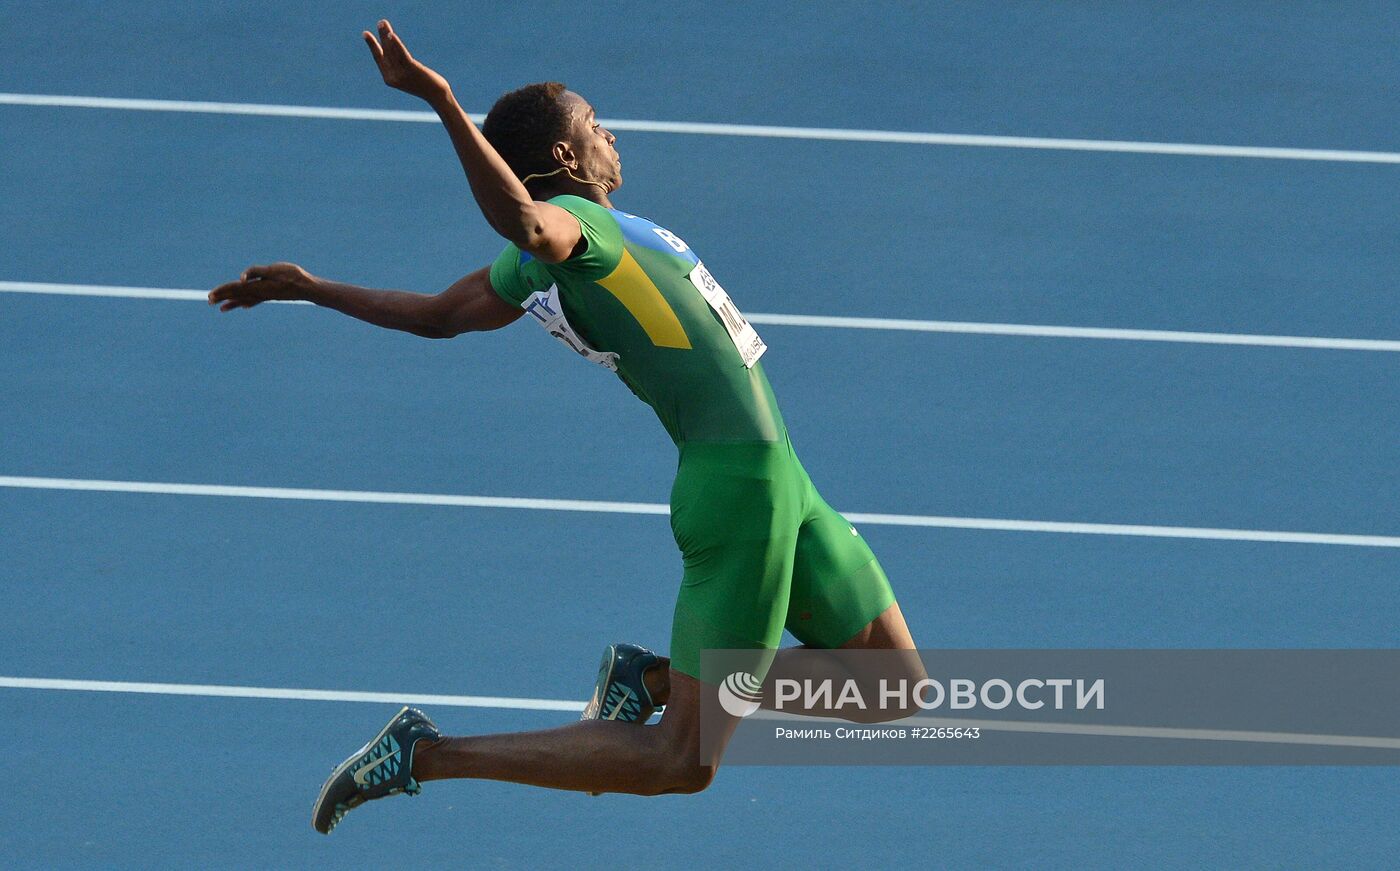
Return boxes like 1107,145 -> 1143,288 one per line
208,20 -> 921,834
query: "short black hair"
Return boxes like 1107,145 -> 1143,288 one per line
482,82 -> 573,182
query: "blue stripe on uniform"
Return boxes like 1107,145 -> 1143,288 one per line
609,210 -> 701,265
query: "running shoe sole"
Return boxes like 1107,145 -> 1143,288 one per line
582,643 -> 659,723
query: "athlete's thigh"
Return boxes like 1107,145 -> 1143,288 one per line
839,601 -> 917,650
670,533 -> 796,683
786,492 -> 899,649
668,444 -> 802,684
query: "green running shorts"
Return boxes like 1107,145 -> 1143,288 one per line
667,433 -> 897,684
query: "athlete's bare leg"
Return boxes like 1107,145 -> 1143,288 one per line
834,601 -> 918,652
645,602 -> 923,721
751,602 -> 926,721
411,669 -> 736,795
410,603 -> 917,793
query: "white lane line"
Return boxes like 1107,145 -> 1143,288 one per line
3,475 -> 1398,548
6,280 -> 1400,353
838,511 -> 1400,548
0,280 -> 306,304
5,91 -> 1400,165
0,476 -> 670,517
0,676 -> 581,712
4,675 -> 1395,751
0,92 -> 444,123
744,312 -> 1400,353
751,710 -> 1400,751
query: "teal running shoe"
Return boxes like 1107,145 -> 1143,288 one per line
312,705 -> 440,835
582,642 -> 663,723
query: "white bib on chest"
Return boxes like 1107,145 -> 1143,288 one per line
688,262 -> 767,368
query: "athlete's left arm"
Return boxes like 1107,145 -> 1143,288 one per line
208,263 -> 522,338
425,266 -> 525,336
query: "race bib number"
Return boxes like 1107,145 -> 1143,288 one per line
521,283 -> 620,371
688,262 -> 766,368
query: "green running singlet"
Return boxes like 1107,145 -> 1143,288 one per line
489,196 -> 895,682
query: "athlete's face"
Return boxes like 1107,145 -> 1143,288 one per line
558,91 -> 622,192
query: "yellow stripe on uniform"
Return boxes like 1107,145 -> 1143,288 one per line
596,249 -> 692,349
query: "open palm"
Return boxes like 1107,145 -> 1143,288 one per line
363,19 -> 450,101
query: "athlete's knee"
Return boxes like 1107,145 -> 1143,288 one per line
658,761 -> 717,795
847,656 -> 928,723
652,734 -> 719,794
848,704 -> 917,724
630,759 -> 715,796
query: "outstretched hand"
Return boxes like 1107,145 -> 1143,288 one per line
363,19 -> 450,102
208,263 -> 316,311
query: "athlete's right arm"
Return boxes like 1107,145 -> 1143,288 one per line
207,262 -> 522,338
363,20 -> 582,264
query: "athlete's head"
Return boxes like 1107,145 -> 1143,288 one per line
482,83 -> 621,197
